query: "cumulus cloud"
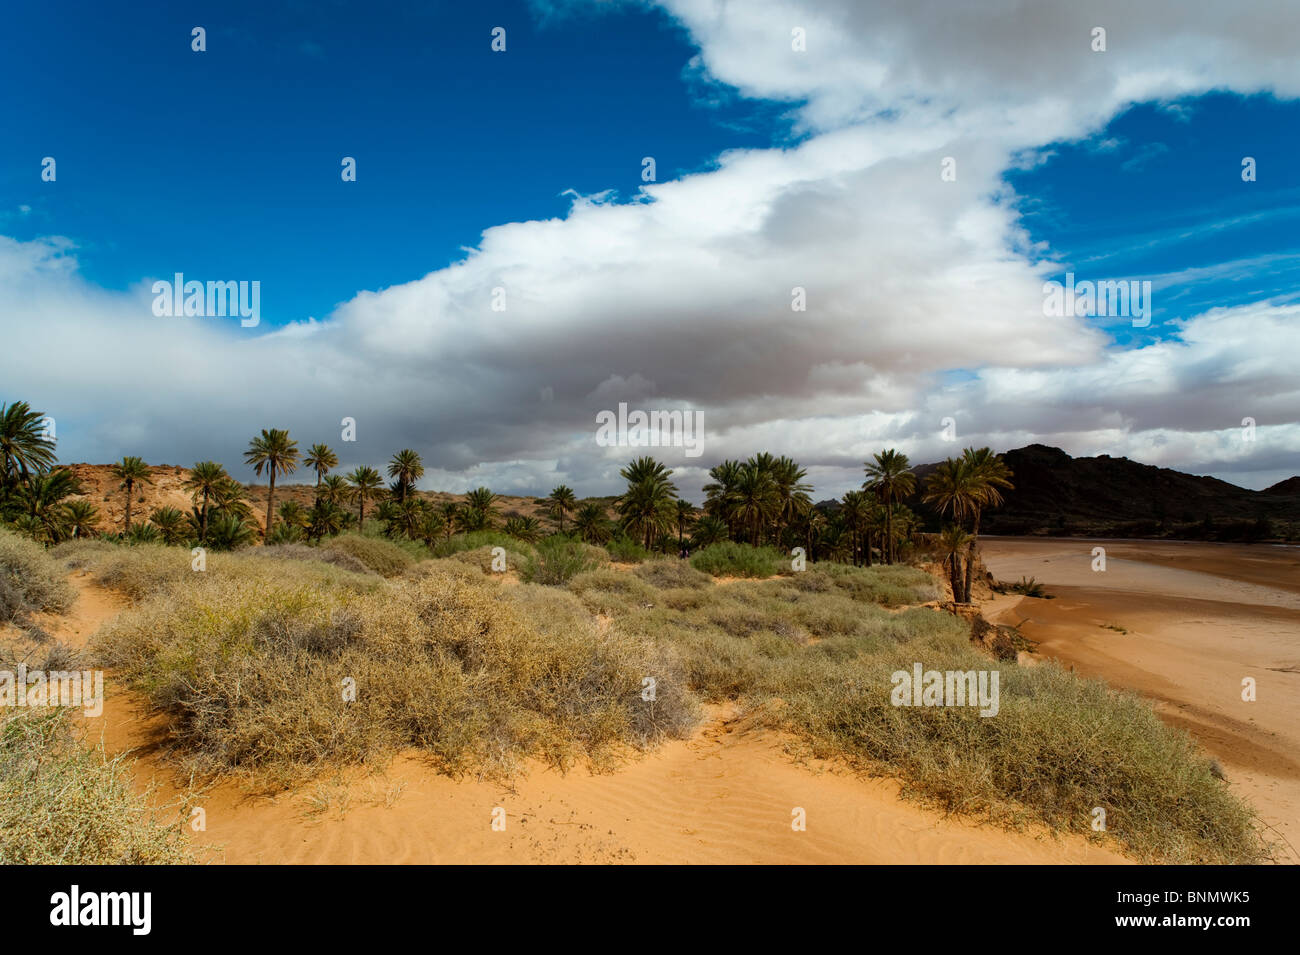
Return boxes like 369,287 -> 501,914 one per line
2,0 -> 1299,496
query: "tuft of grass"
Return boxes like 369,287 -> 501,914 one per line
0,528 -> 76,621
999,576 -> 1052,598
0,708 -> 197,864
520,537 -> 608,585
633,558 -> 713,590
432,530 -> 534,559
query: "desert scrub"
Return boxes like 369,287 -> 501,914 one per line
690,541 -> 785,578
520,537 -> 608,585
261,542 -> 375,577
604,535 -> 651,563
799,562 -> 939,606
0,528 -> 75,620
567,568 -> 659,616
93,565 -> 697,779
633,558 -> 713,590
54,540 -> 381,603
773,629 -> 1265,864
432,530 -> 533,560
0,708 -> 194,864
316,533 -> 415,577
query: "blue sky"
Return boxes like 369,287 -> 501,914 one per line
2,0 -> 1298,495
0,0 -> 793,325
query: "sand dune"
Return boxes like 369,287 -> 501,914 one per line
982,537 -> 1300,862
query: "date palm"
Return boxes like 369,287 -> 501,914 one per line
864,450 -> 916,564
730,462 -> 778,546
347,465 -> 384,532
617,458 -> 677,550
244,429 -> 299,538
922,457 -> 978,601
304,444 -> 339,498
388,449 -> 425,503
184,461 -> 227,542
16,469 -> 82,542
771,456 -> 813,547
936,525 -> 973,604
674,499 -> 695,551
110,456 -> 153,534
572,502 -> 610,544
960,447 -> 1014,604
440,501 -> 460,540
504,515 -> 542,543
63,498 -> 100,540
689,513 -> 728,549
0,400 -> 57,491
702,459 -> 743,538
839,491 -> 870,566
320,474 -> 349,506
546,485 -> 577,534
463,487 -> 498,530
149,506 -> 188,545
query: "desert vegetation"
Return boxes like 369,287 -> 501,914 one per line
0,399 -> 1272,864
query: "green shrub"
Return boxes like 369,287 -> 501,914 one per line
605,535 -> 651,563
689,541 -> 784,578
520,537 -> 608,585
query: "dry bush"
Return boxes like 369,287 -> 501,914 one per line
0,528 -> 76,620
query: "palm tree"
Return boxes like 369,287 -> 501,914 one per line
205,513 -> 256,551
731,462 -> 779,546
960,447 -> 1014,604
545,485 -> 577,533
320,474 -> 350,506
347,465 -> 384,532
0,401 -> 57,492
936,525 -> 973,604
504,515 -> 542,543
771,456 -> 813,547
922,457 -> 978,602
16,469 -> 82,542
244,429 -> 300,539
307,500 -> 348,541
462,487 -> 498,530
573,502 -> 611,544
183,461 -> 227,543
690,513 -> 728,549
617,458 -> 677,550
439,501 -> 460,540
304,444 -> 339,498
703,460 -> 743,538
149,507 -> 188,545
839,490 -> 869,566
418,510 -> 446,549
278,500 -> 310,534
62,498 -> 99,540
864,450 -> 916,564
110,456 -> 153,534
674,499 -> 695,552
387,449 -> 425,503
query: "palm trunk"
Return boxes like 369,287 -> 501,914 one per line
201,489 -> 209,541
865,529 -> 873,567
265,472 -> 276,540
359,498 -> 365,533
884,503 -> 893,565
963,509 -> 981,604
123,479 -> 133,533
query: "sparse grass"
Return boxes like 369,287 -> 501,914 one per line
0,708 -> 196,864
79,538 -> 1266,864
0,528 -> 76,621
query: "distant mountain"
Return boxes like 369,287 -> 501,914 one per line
907,444 -> 1299,540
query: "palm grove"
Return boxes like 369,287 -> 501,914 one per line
0,399 -> 1012,603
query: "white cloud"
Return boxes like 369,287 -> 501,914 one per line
2,0 -> 1299,496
